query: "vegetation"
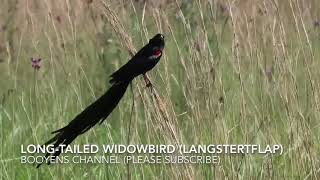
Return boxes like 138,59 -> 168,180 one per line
1,0 -> 320,179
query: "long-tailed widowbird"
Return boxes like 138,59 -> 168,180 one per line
37,34 -> 165,168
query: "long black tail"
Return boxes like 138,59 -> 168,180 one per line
37,80 -> 131,168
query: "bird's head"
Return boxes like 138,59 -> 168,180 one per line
147,34 -> 165,60
149,34 -> 165,49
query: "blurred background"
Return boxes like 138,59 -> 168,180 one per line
1,0 -> 320,179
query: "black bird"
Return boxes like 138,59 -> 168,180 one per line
37,34 -> 165,168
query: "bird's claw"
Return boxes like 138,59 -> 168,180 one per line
143,74 -> 153,88
146,82 -> 152,88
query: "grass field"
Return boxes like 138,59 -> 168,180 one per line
1,0 -> 320,179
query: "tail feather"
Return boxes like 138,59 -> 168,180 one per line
37,80 -> 131,168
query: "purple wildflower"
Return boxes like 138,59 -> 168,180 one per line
219,4 -> 229,14
31,57 -> 41,70
314,21 -> 320,28
265,66 -> 273,82
56,16 -> 61,24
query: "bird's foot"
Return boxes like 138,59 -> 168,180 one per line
146,82 -> 152,88
143,74 -> 153,88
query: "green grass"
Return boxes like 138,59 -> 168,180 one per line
1,0 -> 320,179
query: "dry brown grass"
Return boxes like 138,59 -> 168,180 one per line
1,0 -> 320,179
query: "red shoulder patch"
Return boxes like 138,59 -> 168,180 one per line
152,50 -> 162,56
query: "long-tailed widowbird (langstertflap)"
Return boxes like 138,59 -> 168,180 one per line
37,34 -> 165,168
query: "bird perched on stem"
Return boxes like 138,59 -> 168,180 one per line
37,34 -> 165,168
